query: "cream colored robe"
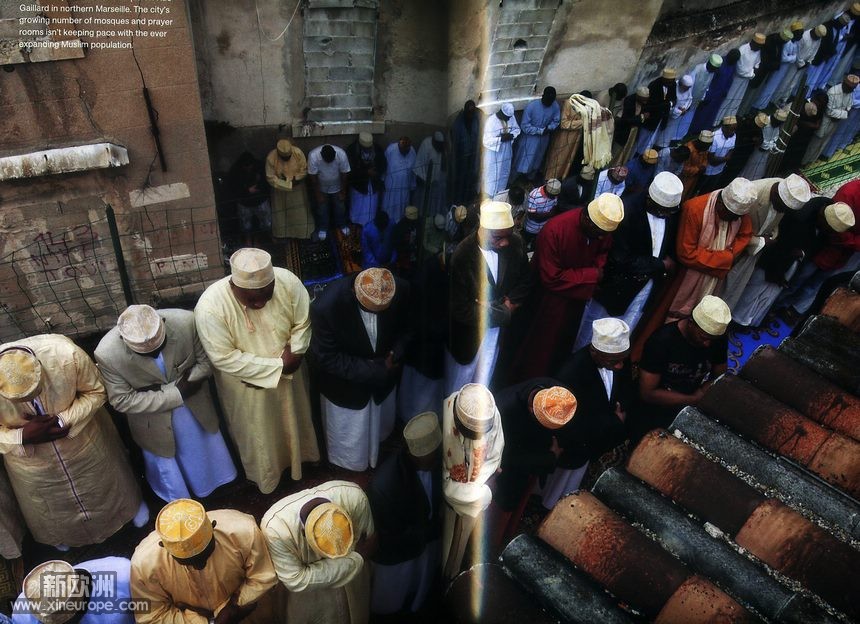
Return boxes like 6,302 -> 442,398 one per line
261,480 -> 374,624
130,509 -> 282,624
0,334 -> 141,548
195,269 -> 319,493
441,391 -> 504,576
0,462 -> 24,559
722,177 -> 788,310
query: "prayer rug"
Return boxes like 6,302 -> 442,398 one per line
803,140 -> 860,192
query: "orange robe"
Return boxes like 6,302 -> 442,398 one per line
679,141 -> 709,201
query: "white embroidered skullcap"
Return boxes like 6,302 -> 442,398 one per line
721,178 -> 756,215
23,560 -> 80,624
455,383 -> 496,434
480,200 -> 515,230
355,268 -> 396,312
692,295 -> 731,336
648,172 -> 684,208
501,103 -> 515,116
777,174 -> 811,210
680,74 -> 694,87
404,411 -> 442,457
591,318 -> 631,353
117,305 -> 166,354
230,248 -> 275,289
824,202 -> 855,232
636,86 -> 650,98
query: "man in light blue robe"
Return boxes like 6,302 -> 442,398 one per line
382,137 -> 416,223
512,87 -> 561,181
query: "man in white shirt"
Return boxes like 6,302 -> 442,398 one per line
595,166 -> 627,197
803,73 -> 859,165
714,33 -> 765,123
776,24 -> 827,103
308,144 -> 351,241
699,116 -> 737,193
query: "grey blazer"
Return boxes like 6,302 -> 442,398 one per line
94,308 -> 220,457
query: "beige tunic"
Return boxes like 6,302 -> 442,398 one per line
0,462 -> 24,559
131,509 -> 282,624
195,269 -> 319,493
0,335 -> 141,547
266,146 -> 313,239
544,98 -> 584,180
261,481 -> 374,624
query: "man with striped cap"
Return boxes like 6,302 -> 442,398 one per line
441,383 -> 504,580
195,248 -> 319,493
131,498 -> 280,623
310,267 -> 412,471
262,481 -> 375,624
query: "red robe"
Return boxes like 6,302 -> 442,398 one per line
515,208 -> 612,379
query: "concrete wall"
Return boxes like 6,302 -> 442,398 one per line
0,0 -> 221,342
630,0 -> 847,89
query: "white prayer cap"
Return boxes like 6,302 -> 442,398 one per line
814,24 -> 827,37
708,53 -> 723,68
591,317 -> 631,353
580,165 -> 596,180
636,86 -> 650,98
721,178 -> 756,215
118,305 -> 166,354
501,103 -> 515,117
433,130 -> 445,142
680,74 -> 694,87
455,383 -> 496,434
754,112 -> 770,128
545,178 -> 562,196
774,108 -> 789,121
587,193 -> 624,232
358,132 -> 373,147
23,560 -> 80,624
404,411 -> 442,457
434,213 -> 447,229
692,295 -> 731,336
648,172 -> 684,209
480,200 -> 514,230
230,248 -> 275,289
824,202 -> 855,232
698,130 -> 714,144
777,174 -> 811,210
355,268 -> 396,312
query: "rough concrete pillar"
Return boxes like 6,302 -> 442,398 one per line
500,534 -> 637,624
740,346 -> 860,443
697,375 -> 860,498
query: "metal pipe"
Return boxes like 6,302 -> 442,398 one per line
499,534 -> 637,624
740,346 -> 860,443
105,204 -> 135,306
697,375 -> 860,498
671,407 -> 860,541
592,468 -> 840,624
628,431 -> 860,618
781,315 -> 860,395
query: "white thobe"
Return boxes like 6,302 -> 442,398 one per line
715,43 -> 760,122
381,143 -> 416,223
482,114 -> 521,197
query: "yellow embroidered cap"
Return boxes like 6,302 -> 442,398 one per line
156,498 -> 214,559
0,347 -> 42,401
305,502 -> 355,559
23,560 -> 79,624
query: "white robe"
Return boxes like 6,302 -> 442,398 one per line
381,143 -> 416,223
482,113 -> 521,197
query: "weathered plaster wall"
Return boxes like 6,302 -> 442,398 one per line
0,0 -> 221,342
630,0 -> 847,89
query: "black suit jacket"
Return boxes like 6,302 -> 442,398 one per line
554,347 -> 632,468
594,192 -> 677,315
367,449 -> 443,565
448,232 -> 531,364
310,273 -> 412,408
615,94 -> 644,146
346,141 -> 387,193
645,77 -> 677,131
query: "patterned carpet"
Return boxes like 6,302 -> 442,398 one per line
726,312 -> 794,373
802,139 -> 860,192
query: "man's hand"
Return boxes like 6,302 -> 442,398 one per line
21,416 -> 68,445
614,401 -> 626,423
281,345 -> 302,375
595,267 -> 604,282
214,599 -> 256,624
384,351 -> 401,378
315,191 -> 325,205
176,371 -> 203,400
502,297 -> 520,313
662,257 -> 676,274
338,189 -> 347,201
549,436 -> 563,460
501,132 -> 514,142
